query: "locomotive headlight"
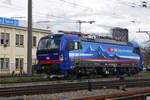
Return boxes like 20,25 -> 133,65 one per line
46,56 -> 51,60
59,54 -> 64,61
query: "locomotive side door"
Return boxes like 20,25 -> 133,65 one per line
66,41 -> 82,68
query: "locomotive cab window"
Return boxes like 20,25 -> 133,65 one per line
65,41 -> 82,51
74,41 -> 82,50
74,42 -> 78,50
37,35 -> 63,54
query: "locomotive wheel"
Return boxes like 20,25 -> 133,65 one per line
66,69 -> 80,79
101,74 -> 108,78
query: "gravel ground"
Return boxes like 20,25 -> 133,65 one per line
0,87 -> 149,100
0,89 -> 123,100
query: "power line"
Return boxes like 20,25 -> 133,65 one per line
60,0 -> 91,9
24,12 -> 113,31
0,3 -> 23,10
33,15 -> 78,25
46,0 -> 92,10
32,11 -> 77,22
1,0 -> 91,10
1,0 -> 93,22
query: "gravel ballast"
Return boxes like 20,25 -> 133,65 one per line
0,87 -> 148,100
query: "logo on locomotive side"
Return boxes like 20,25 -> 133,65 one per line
108,47 -> 132,53
108,47 -> 114,52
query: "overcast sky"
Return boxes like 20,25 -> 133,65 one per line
0,0 -> 150,45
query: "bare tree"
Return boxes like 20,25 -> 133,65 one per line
142,45 -> 150,66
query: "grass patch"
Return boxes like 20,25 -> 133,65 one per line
0,76 -> 48,83
1,71 -> 150,83
137,71 -> 150,77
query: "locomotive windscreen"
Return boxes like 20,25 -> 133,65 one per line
37,35 -> 62,53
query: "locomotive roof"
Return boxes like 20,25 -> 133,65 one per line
80,37 -> 133,46
43,34 -> 133,46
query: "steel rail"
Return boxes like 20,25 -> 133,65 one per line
72,88 -> 150,100
0,78 -> 150,97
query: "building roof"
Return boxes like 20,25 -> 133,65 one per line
0,23 -> 51,34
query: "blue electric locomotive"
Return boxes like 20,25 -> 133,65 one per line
34,33 -> 143,77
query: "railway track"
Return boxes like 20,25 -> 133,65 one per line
72,88 -> 150,100
0,78 -> 150,97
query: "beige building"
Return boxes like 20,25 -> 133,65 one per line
0,24 -> 51,76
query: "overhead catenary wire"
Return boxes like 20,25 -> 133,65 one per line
0,3 -> 24,10
32,12 -> 77,22
1,0 -> 92,11
2,0 -> 150,33
0,0 -> 122,24
46,0 -> 92,10
60,0 -> 91,9
1,0 -> 92,23
7,0 -> 126,23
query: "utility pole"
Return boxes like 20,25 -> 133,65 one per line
27,0 -> 32,76
77,20 -> 95,32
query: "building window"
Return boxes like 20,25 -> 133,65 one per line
6,33 -> 9,45
16,34 -> 24,47
33,36 -> 36,47
15,58 -> 19,69
1,33 -> 4,44
20,35 -> 24,46
15,58 -> 24,70
20,58 -> 23,71
0,58 -> 9,70
16,34 -> 19,46
0,32 -> 10,46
